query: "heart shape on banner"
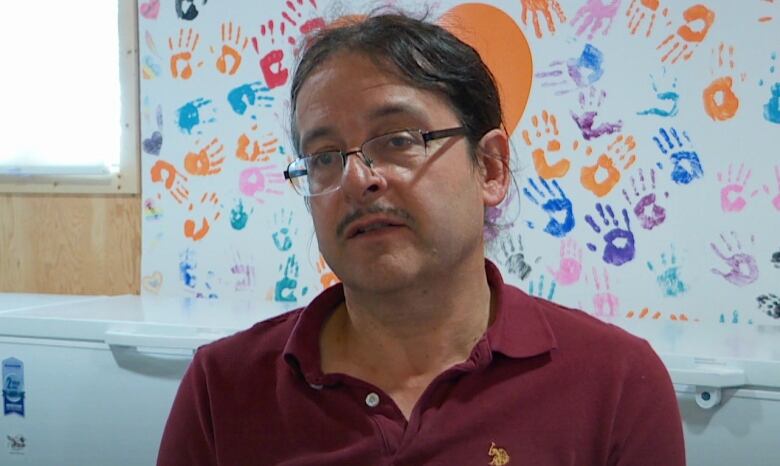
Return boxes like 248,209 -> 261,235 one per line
142,271 -> 163,294
140,0 -> 160,20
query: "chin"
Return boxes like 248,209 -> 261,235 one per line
335,252 -> 425,293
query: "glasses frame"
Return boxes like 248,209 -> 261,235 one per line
284,126 -> 467,197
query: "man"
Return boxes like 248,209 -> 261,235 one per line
158,12 -> 685,466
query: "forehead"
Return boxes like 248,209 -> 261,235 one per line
294,52 -> 460,149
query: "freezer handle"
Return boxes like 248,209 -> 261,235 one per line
105,329 -> 228,351
667,366 -> 747,388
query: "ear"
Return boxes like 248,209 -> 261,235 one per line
476,128 -> 510,208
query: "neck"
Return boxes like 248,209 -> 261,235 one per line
323,257 -> 494,378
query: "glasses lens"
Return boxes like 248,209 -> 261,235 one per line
363,130 -> 426,169
292,152 -> 342,196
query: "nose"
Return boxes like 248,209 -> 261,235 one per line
339,150 -> 387,201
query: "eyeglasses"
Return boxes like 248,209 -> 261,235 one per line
284,127 -> 466,197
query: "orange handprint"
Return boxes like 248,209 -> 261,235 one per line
168,28 -> 202,79
184,138 -> 225,176
236,124 -> 280,162
316,256 -> 340,289
184,192 -> 221,242
703,43 -> 746,122
657,4 -> 715,64
520,0 -> 567,38
580,134 -> 637,197
521,111 -> 572,179
150,160 -> 190,203
626,0 -> 670,37
214,21 -> 248,75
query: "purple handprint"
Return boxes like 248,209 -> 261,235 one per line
585,203 -> 635,266
622,167 -> 668,230
231,253 -> 256,292
571,87 -> 623,140
710,231 -> 759,286
535,44 -> 605,95
570,0 -> 622,40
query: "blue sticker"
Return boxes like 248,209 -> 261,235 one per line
2,358 -> 25,417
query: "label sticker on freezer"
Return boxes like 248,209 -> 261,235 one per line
6,434 -> 26,455
2,358 -> 25,417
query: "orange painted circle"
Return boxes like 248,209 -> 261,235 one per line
439,3 -> 533,136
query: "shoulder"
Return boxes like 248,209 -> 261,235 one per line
536,294 -> 654,357
193,308 -> 303,372
506,286 -> 666,382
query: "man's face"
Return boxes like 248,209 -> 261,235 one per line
294,52 -> 495,293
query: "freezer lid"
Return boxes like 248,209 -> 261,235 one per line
0,292 -> 105,313
0,295 -> 289,350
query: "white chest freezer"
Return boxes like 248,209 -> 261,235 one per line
0,294 -> 279,465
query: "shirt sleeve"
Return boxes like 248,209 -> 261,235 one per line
157,349 -> 218,466
610,340 -> 686,466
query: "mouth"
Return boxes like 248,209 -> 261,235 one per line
345,218 -> 407,239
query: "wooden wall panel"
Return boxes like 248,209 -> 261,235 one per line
0,194 -> 140,295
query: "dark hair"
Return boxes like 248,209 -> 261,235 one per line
288,11 -> 505,161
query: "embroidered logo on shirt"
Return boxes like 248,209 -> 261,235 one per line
488,442 -> 510,465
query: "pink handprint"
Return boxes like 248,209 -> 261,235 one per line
548,238 -> 583,286
239,165 -> 286,203
710,231 -> 759,287
762,165 -> 780,211
570,0 -> 621,40
590,267 -> 619,318
718,163 -> 757,213
520,0 -> 567,38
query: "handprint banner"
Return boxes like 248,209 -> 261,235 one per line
140,0 -> 780,337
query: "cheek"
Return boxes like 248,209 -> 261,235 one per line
310,203 -> 338,243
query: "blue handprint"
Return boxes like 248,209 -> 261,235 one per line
176,97 -> 216,135
653,127 -> 703,185
585,203 -> 635,266
275,255 -> 300,303
528,274 -> 557,301
759,52 -> 780,124
523,178 -> 575,238
227,81 -> 275,116
272,208 -> 296,252
637,70 -> 679,118
647,246 -> 688,297
535,44 -> 604,95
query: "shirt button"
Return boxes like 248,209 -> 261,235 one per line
365,392 -> 380,408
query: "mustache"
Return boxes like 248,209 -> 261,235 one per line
336,204 -> 415,238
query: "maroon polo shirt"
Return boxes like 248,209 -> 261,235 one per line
158,261 -> 684,466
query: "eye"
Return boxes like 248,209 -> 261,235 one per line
308,151 -> 339,171
381,131 -> 418,151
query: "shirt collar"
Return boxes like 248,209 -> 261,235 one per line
482,259 -> 558,359
283,259 -> 558,382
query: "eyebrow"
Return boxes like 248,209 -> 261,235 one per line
299,102 -> 431,154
